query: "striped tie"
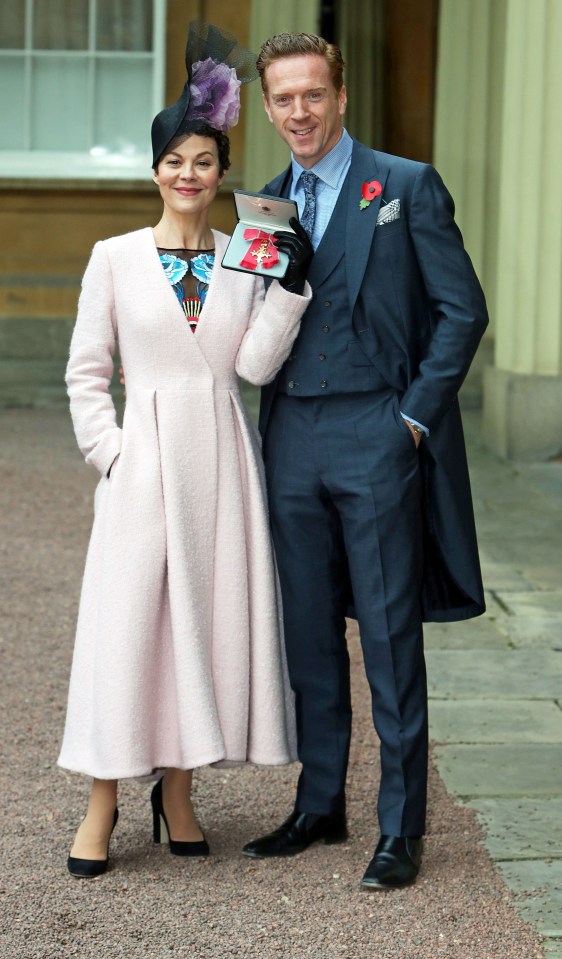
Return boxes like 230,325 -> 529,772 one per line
299,171 -> 319,240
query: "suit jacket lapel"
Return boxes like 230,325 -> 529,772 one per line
345,142 -> 389,314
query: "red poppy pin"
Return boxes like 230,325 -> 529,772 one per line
360,180 -> 382,210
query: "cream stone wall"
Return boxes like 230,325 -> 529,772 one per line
493,0 -> 562,379
243,0 -> 318,190
434,0 -> 506,324
434,0 -> 562,459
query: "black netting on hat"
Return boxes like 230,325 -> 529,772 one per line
184,22 -> 258,84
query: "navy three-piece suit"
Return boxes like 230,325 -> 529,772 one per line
259,139 -> 488,836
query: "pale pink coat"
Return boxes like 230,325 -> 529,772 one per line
58,227 -> 310,779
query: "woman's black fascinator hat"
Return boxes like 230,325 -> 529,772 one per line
151,22 -> 258,166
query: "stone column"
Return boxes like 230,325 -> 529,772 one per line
433,0 -> 505,406
243,0 -> 318,190
483,0 -> 562,459
337,0 -> 384,150
433,0 -> 502,287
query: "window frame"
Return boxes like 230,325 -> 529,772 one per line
0,0 -> 166,183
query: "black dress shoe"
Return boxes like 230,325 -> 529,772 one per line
242,810 -> 348,858
360,835 -> 423,890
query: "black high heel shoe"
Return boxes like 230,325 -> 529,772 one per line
150,778 -> 209,857
67,808 -> 119,878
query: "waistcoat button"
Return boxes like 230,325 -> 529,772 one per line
320,380 -> 328,389
322,325 -> 330,333
319,353 -> 326,360
324,300 -> 331,307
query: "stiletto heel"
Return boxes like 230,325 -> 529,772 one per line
150,778 -> 209,857
152,789 -> 170,844
67,808 -> 119,878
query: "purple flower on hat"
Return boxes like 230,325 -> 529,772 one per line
188,58 -> 242,132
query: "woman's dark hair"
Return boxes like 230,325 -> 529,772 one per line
153,121 -> 230,175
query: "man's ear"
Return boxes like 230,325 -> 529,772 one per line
338,84 -> 347,117
263,93 -> 274,124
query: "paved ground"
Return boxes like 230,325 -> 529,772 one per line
0,404 -> 560,959
428,411 -> 562,958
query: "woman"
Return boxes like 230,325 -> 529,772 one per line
59,23 -> 312,878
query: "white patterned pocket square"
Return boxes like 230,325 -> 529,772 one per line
376,199 -> 400,226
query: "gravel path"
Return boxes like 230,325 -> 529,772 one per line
0,409 -> 546,959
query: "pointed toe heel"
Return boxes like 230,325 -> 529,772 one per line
67,808 -> 119,879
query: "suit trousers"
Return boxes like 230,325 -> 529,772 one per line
263,390 -> 428,836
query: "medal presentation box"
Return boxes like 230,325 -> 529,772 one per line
221,190 -> 299,279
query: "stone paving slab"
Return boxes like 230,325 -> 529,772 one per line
426,648 -> 562,698
478,560 -> 535,592
474,461 -> 562,499
483,589 -> 512,617
466,798 -> 562,860
433,744 -> 562,797
476,496 -> 561,524
424,617 -> 510,649
429,700 -> 562,744
520,566 -> 562,591
543,941 -> 562,958
496,591 -> 562,616
476,527 -> 558,558
472,476 -> 561,509
522,463 -> 562,499
477,537 -> 562,567
498,615 -> 562,650
497,860 -> 562,937
461,414 -> 562,950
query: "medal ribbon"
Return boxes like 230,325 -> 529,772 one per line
240,229 -> 279,270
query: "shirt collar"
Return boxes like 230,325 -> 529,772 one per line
291,128 -> 353,190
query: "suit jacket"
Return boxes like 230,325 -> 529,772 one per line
259,139 -> 489,623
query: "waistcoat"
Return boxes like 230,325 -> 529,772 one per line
276,174 -> 382,397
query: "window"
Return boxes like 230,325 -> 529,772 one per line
0,0 -> 166,180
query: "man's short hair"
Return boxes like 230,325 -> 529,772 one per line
256,33 -> 345,94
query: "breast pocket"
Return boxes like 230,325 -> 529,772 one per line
376,220 -> 405,240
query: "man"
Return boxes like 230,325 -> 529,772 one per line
242,32 -> 488,890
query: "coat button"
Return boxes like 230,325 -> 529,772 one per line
322,325 -> 330,333
319,353 -> 326,360
320,380 -> 328,389
324,300 -> 331,307
288,380 -> 295,389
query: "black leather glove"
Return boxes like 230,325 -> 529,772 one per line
273,217 -> 313,295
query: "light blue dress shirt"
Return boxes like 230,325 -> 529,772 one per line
289,128 -> 353,251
